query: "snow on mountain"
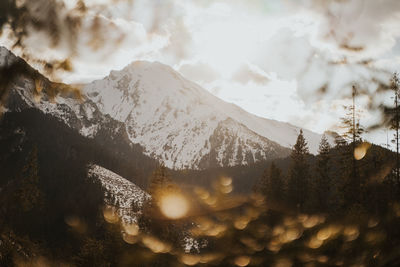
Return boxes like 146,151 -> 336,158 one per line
87,164 -> 150,224
7,76 -> 111,138
87,164 -> 203,252
0,46 -> 17,67
2,45 -> 330,170
1,46 -> 119,140
82,61 -> 327,169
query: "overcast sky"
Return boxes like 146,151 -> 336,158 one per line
4,0 -> 400,146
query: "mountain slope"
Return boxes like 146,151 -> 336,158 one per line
82,61 -> 327,169
88,164 -> 151,224
1,46 -> 328,169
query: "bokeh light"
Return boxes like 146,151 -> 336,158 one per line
234,255 -> 251,266
159,192 -> 189,219
103,205 -> 119,224
354,142 -> 371,160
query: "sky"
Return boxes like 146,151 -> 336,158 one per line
4,0 -> 400,146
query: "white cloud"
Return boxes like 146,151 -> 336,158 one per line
178,60 -> 220,83
302,0 -> 400,59
231,64 -> 270,85
7,0 -> 400,141
60,14 -> 168,83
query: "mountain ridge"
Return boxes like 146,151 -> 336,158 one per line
1,46 -> 331,170
82,59 -> 329,168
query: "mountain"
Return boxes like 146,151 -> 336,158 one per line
1,46 -> 330,170
82,61 -> 332,169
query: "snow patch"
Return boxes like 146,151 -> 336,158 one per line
87,164 -> 151,224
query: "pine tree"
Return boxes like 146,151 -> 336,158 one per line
338,85 -> 365,205
389,73 -> 400,186
287,129 -> 310,210
313,134 -> 332,211
339,86 -> 365,144
334,134 -> 347,147
259,162 -> 285,203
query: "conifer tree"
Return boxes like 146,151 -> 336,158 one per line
287,129 -> 310,210
334,134 -> 347,147
259,162 -> 285,203
339,86 -> 365,144
389,73 -> 400,185
313,134 -> 332,211
338,85 -> 365,205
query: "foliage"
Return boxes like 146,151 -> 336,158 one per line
0,123 -> 400,265
0,81 -> 400,266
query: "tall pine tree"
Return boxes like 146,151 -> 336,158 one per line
389,73 -> 400,186
287,129 -> 310,210
339,85 -> 365,144
313,134 -> 332,212
258,162 -> 285,203
338,85 -> 365,206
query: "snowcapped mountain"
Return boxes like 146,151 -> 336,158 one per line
1,46 -> 329,170
83,62 -> 290,169
82,61 -> 328,168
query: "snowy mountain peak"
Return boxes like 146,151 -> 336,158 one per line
81,60 -> 328,169
3,47 -> 330,170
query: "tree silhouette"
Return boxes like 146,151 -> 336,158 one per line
339,85 -> 365,144
389,73 -> 400,186
258,162 -> 285,203
313,134 -> 332,211
338,85 -> 365,205
287,129 -> 310,210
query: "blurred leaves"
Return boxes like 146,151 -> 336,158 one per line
0,0 -> 125,110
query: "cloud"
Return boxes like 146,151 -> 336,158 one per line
205,75 -> 309,128
293,0 -> 400,59
159,18 -> 193,65
296,56 -> 391,103
231,64 -> 269,85
251,28 -> 314,81
178,61 -> 220,83
10,0 -> 398,140
60,15 -> 168,83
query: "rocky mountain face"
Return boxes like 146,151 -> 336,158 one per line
1,46 -> 330,170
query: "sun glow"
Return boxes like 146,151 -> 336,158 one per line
159,192 -> 189,219
193,19 -> 261,75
